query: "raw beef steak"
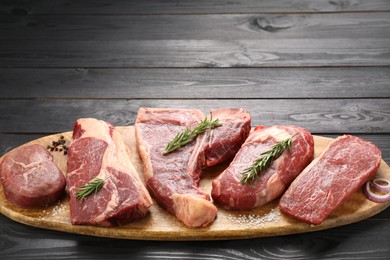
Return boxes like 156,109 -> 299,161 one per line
202,109 -> 253,167
135,108 -> 251,227
0,144 -> 65,208
279,135 -> 381,225
211,125 -> 314,210
67,118 -> 152,226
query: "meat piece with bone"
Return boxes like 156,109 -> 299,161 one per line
135,108 -> 251,227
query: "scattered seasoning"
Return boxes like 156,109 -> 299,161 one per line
50,202 -> 66,217
38,200 -> 67,220
47,135 -> 68,155
227,208 -> 281,228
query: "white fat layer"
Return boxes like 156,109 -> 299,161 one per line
77,118 -> 113,144
271,129 -> 295,169
134,124 -> 153,181
255,127 -> 291,144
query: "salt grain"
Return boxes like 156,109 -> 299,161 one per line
38,200 -> 66,220
228,208 -> 281,228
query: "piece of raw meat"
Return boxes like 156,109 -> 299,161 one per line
202,108 -> 253,167
66,118 -> 152,226
135,108 -> 251,227
0,144 -> 65,208
279,135 -> 381,225
211,125 -> 314,210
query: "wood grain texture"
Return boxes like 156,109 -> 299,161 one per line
1,67 -> 389,99
0,99 -> 388,134
2,13 -> 390,41
0,0 -> 389,258
1,0 -> 390,15
0,134 -> 45,155
2,38 -> 388,68
0,12 -> 389,68
0,214 -> 388,259
1,128 -> 389,241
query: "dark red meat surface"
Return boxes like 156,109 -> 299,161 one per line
0,144 -> 65,208
279,135 -> 381,225
211,125 -> 314,210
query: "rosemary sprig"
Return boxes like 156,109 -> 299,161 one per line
76,178 -> 106,200
240,133 -> 297,185
164,116 -> 222,154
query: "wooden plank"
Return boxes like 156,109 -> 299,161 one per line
0,99 -> 388,134
0,134 -> 46,155
0,213 -> 389,259
1,0 -> 390,15
2,13 -> 390,41
0,13 -> 389,67
1,38 -> 389,68
1,67 -> 389,99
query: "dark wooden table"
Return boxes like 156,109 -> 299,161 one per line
0,1 -> 389,259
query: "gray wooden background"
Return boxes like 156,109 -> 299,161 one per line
0,1 -> 389,259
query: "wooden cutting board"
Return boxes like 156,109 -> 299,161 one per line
0,126 -> 389,240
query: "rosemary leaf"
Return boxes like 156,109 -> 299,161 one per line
164,116 -> 222,154
240,133 -> 297,185
76,178 -> 106,200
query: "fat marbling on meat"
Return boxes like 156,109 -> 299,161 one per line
0,144 -> 66,208
66,118 -> 153,226
279,135 -> 381,225
211,125 -> 314,210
